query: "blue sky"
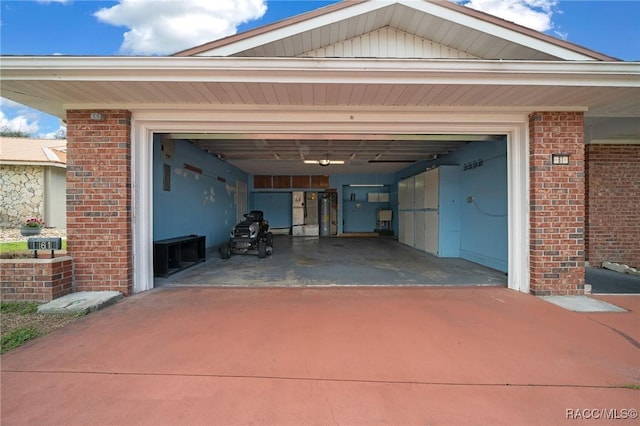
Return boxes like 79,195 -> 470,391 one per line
1,0 -> 638,138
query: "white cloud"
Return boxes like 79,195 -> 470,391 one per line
40,127 -> 67,140
455,0 -> 559,33
0,109 -> 40,136
94,0 -> 268,55
0,98 -> 66,139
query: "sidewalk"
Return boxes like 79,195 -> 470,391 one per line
2,287 -> 638,425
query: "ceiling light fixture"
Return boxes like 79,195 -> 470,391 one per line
304,154 -> 345,166
303,159 -> 345,166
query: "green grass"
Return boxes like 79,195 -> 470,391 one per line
1,327 -> 41,353
621,383 -> 640,390
0,240 -> 67,259
1,301 -> 40,315
0,302 -> 43,353
0,240 -> 67,252
0,241 -> 28,253
1,301 -> 84,354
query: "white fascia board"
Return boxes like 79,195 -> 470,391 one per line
195,1 -> 396,56
2,57 -> 638,87
72,105 -> 584,117
0,160 -> 66,168
408,0 -> 595,60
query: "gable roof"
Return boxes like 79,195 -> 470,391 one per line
174,0 -> 616,61
0,137 -> 67,167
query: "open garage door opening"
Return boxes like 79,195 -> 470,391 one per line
151,132 -> 508,288
153,133 -> 508,285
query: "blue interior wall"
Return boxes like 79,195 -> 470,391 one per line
153,138 -> 248,248
332,174 -> 396,234
454,141 -> 508,271
341,185 -> 391,232
395,139 -> 508,272
251,192 -> 292,228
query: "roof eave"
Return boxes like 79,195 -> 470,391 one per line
172,0 -> 618,61
172,0 -> 366,57
0,160 -> 67,168
1,56 -> 637,85
434,0 -> 618,61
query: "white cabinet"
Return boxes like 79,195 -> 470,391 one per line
423,168 -> 439,209
398,166 -> 459,257
367,192 -> 390,202
413,211 -> 426,252
414,173 -> 426,210
399,211 -> 414,247
398,176 -> 414,210
424,211 -> 439,255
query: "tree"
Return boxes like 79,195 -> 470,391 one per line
52,128 -> 67,140
0,128 -> 31,138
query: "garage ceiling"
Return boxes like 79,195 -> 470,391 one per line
166,132 -> 503,174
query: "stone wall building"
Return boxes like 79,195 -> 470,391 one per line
0,137 -> 67,229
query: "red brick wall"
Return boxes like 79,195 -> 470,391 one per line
66,110 -> 133,295
529,112 -> 585,296
585,144 -> 640,268
1,257 -> 73,301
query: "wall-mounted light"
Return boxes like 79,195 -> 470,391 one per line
90,112 -> 105,121
551,153 -> 570,165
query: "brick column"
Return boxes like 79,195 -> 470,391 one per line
585,144 -> 640,267
529,112 -> 585,295
66,110 -> 133,295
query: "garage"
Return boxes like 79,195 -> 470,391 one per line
2,0 -> 636,296
151,130 -> 509,287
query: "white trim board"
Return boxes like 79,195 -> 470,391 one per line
131,108 -> 530,294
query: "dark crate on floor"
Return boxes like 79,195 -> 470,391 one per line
153,235 -> 206,277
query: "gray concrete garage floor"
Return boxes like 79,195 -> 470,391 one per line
156,236 -> 508,287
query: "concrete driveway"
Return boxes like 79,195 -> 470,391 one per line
2,287 -> 638,425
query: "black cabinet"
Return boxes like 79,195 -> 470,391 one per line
153,235 -> 206,277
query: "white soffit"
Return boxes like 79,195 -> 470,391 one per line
179,0 -> 610,61
1,57 -> 638,119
